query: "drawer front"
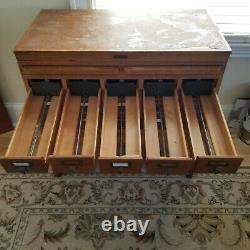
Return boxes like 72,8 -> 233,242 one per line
195,156 -> 243,173
0,90 -> 64,173
21,66 -> 120,76
146,158 -> 195,175
124,66 -> 223,76
49,89 -> 100,173
16,51 -> 229,67
49,156 -> 95,175
0,157 -> 46,173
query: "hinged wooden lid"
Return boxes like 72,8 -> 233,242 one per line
14,9 -> 231,66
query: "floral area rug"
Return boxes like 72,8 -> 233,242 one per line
0,173 -> 250,250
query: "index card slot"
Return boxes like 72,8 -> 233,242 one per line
11,162 -> 31,173
112,162 -> 130,168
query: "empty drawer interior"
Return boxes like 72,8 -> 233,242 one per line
181,79 -> 242,172
143,79 -> 193,174
49,80 -> 100,172
99,80 -> 142,172
0,79 -> 63,172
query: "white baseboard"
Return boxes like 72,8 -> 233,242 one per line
4,102 -> 234,128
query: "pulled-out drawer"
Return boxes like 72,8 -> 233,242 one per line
143,80 -> 194,175
181,79 -> 243,173
99,80 -> 142,174
0,80 -> 63,172
49,80 -> 100,174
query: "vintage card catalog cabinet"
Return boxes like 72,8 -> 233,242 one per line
0,9 -> 243,174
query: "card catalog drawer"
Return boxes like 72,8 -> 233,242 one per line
181,79 -> 243,173
143,79 -> 194,175
0,80 -> 63,172
49,80 -> 100,174
99,80 -> 142,174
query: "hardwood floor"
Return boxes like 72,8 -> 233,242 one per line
0,130 -> 249,173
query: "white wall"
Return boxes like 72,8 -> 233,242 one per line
220,58 -> 250,106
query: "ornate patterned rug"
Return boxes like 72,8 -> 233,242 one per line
0,173 -> 250,250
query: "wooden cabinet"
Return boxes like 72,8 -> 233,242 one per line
0,9 -> 243,174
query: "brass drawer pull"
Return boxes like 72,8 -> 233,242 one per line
208,161 -> 228,174
112,162 -> 130,168
11,162 -> 31,173
157,162 -> 178,168
208,161 -> 228,167
62,160 -> 81,166
113,54 -> 128,59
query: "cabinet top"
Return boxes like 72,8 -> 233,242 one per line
15,9 -> 230,53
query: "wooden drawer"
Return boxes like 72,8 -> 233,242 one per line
143,80 -> 194,175
49,80 -> 100,174
16,51 -> 229,67
181,80 -> 243,173
21,66 -> 120,76
0,81 -> 63,172
99,80 -> 142,174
